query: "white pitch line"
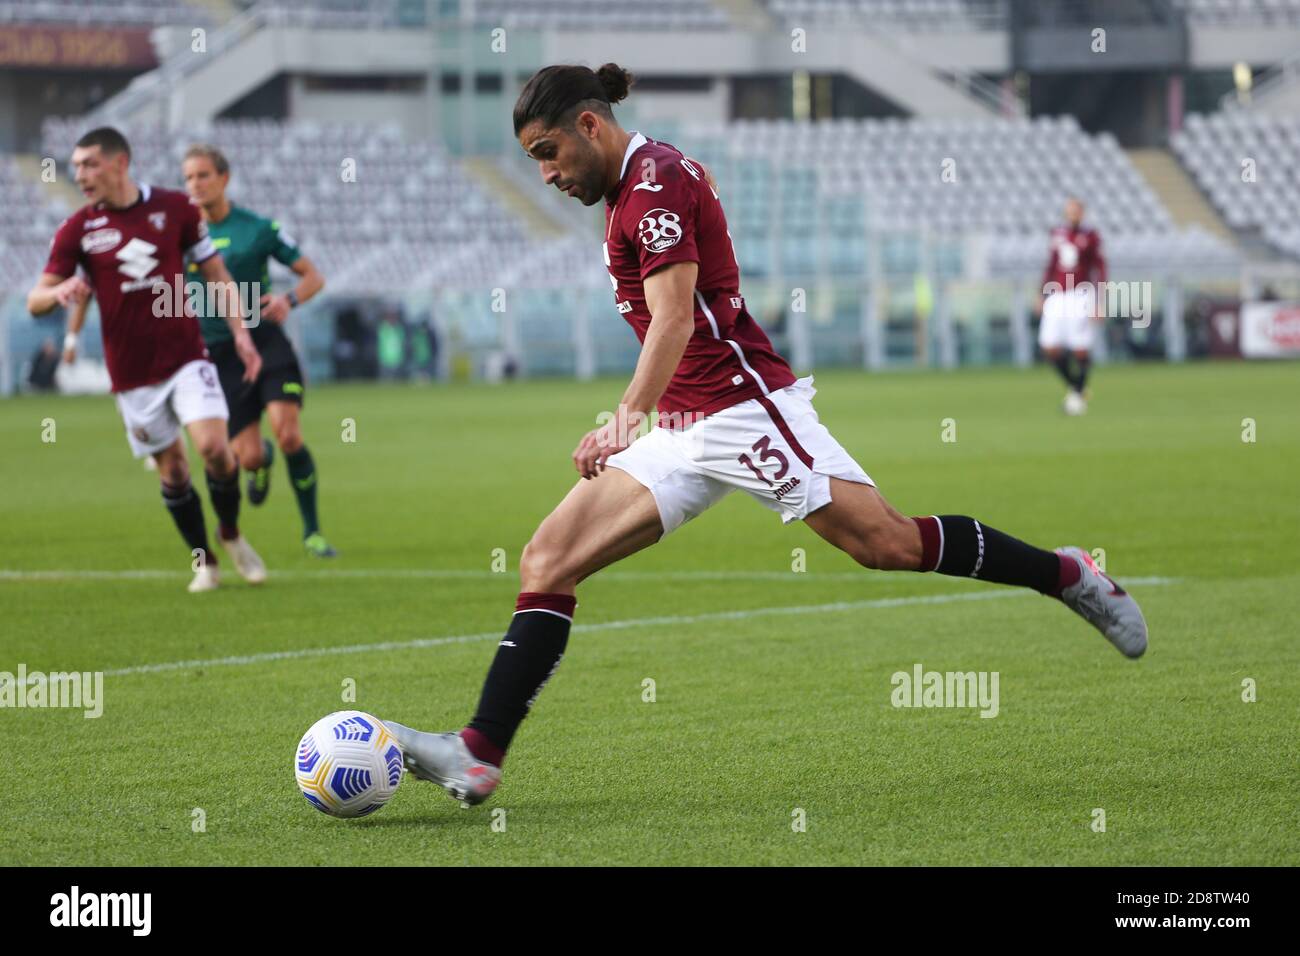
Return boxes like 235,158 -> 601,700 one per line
85,576 -> 1177,680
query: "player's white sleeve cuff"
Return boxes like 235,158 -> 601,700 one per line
185,237 -> 218,265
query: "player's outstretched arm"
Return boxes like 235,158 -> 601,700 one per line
579,261 -> 698,478
27,272 -> 89,317
197,254 -> 262,383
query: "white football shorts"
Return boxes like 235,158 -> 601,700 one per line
1039,288 -> 1095,351
607,376 -> 874,535
114,359 -> 229,458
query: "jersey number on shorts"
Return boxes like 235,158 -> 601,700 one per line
738,435 -> 789,486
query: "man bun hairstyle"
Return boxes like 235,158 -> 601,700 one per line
595,62 -> 633,104
513,62 -> 635,135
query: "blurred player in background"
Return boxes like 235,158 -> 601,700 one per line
1037,197 -> 1106,415
30,127 -> 266,592
181,144 -> 335,558
384,64 -> 1149,808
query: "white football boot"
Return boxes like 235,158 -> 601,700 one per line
382,721 -> 501,806
220,534 -> 268,584
1063,390 -> 1087,416
187,562 -> 220,593
1056,547 -> 1148,658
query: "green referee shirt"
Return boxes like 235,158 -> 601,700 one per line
188,203 -> 302,345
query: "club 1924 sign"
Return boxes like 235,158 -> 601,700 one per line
0,25 -> 157,69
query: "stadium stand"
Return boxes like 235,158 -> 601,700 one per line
761,0 -> 1008,29
468,0 -> 731,30
12,0 -> 1300,33
0,0 -> 214,27
1172,112 -> 1300,259
671,115 -> 1237,280
0,156 -> 71,293
253,0 -> 429,29
681,115 -> 1174,235
39,117 -> 572,291
12,113 -> 1237,298
247,0 -> 732,30
758,0 -> 1300,29
1169,0 -> 1300,27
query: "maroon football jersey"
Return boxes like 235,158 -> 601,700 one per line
44,184 -> 218,392
604,133 -> 795,424
1043,224 -> 1107,293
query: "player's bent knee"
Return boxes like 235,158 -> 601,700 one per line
158,458 -> 188,486
232,439 -> 260,469
276,426 -> 303,455
518,537 -> 575,593
193,435 -> 227,463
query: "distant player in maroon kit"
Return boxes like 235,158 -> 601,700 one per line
384,65 -> 1149,807
27,127 -> 268,593
1036,197 -> 1106,415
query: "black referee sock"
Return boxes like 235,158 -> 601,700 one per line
204,468 -> 241,541
161,479 -> 213,564
912,515 -> 1071,595
465,592 -> 576,765
285,446 -> 320,538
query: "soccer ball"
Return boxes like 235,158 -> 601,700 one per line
294,710 -> 403,818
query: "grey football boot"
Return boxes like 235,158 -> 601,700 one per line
382,721 -> 501,806
1056,546 -> 1148,658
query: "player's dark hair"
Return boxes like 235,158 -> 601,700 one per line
184,143 -> 230,176
75,127 -> 131,160
513,63 -> 633,136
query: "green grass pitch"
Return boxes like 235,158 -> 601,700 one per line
1,361 -> 1296,865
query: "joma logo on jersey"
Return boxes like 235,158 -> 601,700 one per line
116,238 -> 160,287
637,208 -> 682,252
148,211 -> 166,231
773,476 -> 801,500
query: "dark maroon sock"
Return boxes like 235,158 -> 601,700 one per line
1050,552 -> 1082,597
460,728 -> 505,768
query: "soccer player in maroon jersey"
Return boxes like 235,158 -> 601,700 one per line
384,65 -> 1149,806
27,127 -> 268,593
1036,197 -> 1106,415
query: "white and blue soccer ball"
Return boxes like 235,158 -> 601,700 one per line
295,711 -> 403,818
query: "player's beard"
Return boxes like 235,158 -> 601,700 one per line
570,139 -> 606,206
